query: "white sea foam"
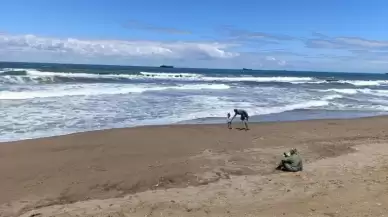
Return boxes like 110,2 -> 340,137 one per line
296,79 -> 388,86
139,72 -> 314,83
3,67 -> 388,142
333,89 -> 358,94
357,89 -> 388,97
290,80 -> 327,84
161,96 -> 331,124
252,100 -> 330,115
0,68 -> 33,72
320,88 -> 388,97
0,68 -> 315,84
25,69 -> 137,79
333,80 -> 388,86
139,71 -> 201,78
0,83 -> 230,100
319,89 -> 359,94
283,79 -> 388,86
3,68 -> 388,87
322,94 -> 343,100
201,76 -> 313,82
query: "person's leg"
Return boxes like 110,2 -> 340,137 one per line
239,116 -> 244,129
283,163 -> 298,172
242,115 -> 249,130
275,161 -> 283,170
244,119 -> 249,130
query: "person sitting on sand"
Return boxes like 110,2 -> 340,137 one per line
229,109 -> 249,130
276,148 -> 303,172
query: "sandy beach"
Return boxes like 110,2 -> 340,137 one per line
2,116 -> 388,217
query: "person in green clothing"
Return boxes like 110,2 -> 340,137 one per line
276,148 -> 303,172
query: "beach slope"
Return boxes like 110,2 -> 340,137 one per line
2,117 -> 388,216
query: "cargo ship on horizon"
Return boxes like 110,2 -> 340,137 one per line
160,65 -> 174,68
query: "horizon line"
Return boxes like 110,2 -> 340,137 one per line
0,60 -> 383,75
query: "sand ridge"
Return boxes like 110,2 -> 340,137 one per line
20,142 -> 388,217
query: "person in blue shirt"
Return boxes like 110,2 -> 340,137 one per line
229,109 -> 249,130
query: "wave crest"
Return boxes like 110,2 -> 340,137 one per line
0,68 -> 314,84
2,68 -> 388,88
0,83 -> 230,100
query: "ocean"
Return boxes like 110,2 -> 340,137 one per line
1,61 -> 388,142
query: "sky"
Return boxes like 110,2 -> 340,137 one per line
0,0 -> 388,72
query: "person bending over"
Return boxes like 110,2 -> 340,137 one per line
276,148 -> 303,172
230,109 -> 249,130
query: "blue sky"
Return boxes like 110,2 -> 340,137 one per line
0,0 -> 388,72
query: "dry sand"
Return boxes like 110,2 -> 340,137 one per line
2,116 -> 388,216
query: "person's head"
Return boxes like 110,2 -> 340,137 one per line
290,148 -> 298,155
234,109 -> 238,113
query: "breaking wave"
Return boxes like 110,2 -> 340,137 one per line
319,88 -> 388,97
0,68 -> 314,84
252,100 -> 331,116
2,68 -> 388,87
0,83 -> 230,100
3,64 -> 388,143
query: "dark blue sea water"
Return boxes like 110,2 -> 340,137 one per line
1,61 -> 388,142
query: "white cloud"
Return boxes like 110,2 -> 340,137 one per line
265,56 -> 276,61
3,31 -> 388,72
264,56 -> 286,66
306,36 -> 388,50
335,37 -> 388,49
0,33 -> 239,61
0,33 -> 297,69
278,60 -> 286,66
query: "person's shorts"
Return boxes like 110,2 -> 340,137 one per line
240,114 -> 248,121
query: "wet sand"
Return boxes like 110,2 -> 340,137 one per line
2,116 -> 388,216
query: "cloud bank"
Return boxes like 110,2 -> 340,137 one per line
306,36 -> 388,50
215,25 -> 295,41
0,34 -> 238,59
0,33 -> 289,68
1,30 -> 388,72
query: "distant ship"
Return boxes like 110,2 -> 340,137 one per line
242,68 -> 252,71
160,65 -> 174,68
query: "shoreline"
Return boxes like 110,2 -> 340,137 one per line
2,115 -> 388,216
2,110 -> 387,143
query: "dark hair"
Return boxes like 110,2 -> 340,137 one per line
290,148 -> 297,155
234,109 -> 238,112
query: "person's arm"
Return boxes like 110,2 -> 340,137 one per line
282,156 -> 293,164
230,113 -> 237,122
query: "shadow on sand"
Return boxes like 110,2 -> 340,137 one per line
234,128 -> 250,131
